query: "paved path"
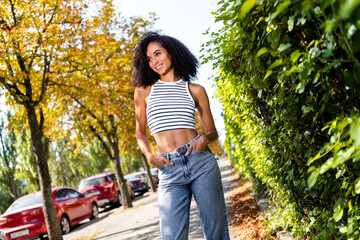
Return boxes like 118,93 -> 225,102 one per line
64,157 -> 239,240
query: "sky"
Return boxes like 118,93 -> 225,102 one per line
114,0 -> 226,142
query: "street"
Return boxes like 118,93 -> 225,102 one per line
63,157 -> 238,240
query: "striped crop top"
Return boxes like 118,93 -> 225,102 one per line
146,79 -> 196,135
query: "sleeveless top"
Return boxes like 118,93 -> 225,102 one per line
146,79 -> 196,135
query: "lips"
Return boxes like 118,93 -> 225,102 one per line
155,64 -> 162,71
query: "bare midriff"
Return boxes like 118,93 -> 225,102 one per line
154,128 -> 198,154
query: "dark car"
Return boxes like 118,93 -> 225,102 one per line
150,168 -> 159,184
124,172 -> 150,195
78,172 -> 134,208
0,187 -> 98,240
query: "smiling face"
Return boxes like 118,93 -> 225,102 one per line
146,41 -> 173,78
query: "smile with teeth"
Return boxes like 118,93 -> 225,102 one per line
155,64 -> 162,71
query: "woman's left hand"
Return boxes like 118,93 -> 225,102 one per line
185,136 -> 209,156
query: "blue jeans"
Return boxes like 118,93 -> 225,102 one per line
157,134 -> 230,240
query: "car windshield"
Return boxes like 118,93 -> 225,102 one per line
6,194 -> 42,213
125,173 -> 143,181
80,177 -> 107,189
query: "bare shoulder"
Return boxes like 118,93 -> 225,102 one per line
134,85 -> 151,101
188,83 -> 207,102
188,83 -> 205,93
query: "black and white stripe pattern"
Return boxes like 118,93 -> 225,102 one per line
146,79 -> 196,135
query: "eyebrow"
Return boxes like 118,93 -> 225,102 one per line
147,49 -> 161,59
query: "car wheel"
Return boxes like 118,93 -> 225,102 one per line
60,215 -> 70,235
90,203 -> 99,220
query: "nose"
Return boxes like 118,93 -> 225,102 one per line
153,55 -> 159,65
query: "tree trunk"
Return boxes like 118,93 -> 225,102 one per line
112,143 -> 132,209
141,154 -> 157,193
8,171 -> 18,199
26,105 -> 63,240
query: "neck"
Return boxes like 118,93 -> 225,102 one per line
159,69 -> 179,82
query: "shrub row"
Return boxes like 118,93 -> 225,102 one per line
202,0 -> 360,238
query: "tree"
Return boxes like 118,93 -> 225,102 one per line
52,2 -> 157,208
0,111 -> 18,199
0,1 -> 85,239
0,184 -> 13,214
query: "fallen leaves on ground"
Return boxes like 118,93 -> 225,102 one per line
72,230 -> 105,240
229,173 -> 278,240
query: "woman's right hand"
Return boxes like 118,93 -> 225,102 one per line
148,155 -> 174,169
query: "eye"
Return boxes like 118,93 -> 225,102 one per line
147,57 -> 152,62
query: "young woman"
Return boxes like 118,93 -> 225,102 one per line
132,31 -> 230,240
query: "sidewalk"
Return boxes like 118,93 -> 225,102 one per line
64,157 -> 239,240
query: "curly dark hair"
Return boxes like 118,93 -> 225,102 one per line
132,31 -> 199,87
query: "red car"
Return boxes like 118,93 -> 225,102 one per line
79,172 -> 134,208
0,187 -> 98,240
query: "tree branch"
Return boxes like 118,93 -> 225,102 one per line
0,77 -> 24,104
89,126 -> 114,159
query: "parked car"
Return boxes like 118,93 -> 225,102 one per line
0,187 -> 98,240
0,230 -> 7,240
124,172 -> 150,195
78,172 -> 134,208
150,168 -> 159,184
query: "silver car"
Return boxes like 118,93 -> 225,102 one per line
0,230 -> 7,240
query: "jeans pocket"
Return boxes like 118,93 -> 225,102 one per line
159,163 -> 167,171
191,147 -> 209,154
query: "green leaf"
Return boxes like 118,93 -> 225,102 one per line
308,152 -> 322,165
319,157 -> 334,174
270,1 -> 291,21
256,47 -> 268,58
269,59 -> 283,70
240,0 -> 256,18
333,205 -> 344,222
290,50 -> 302,63
323,19 -> 339,33
321,49 -> 333,58
287,65 -> 297,75
288,16 -> 294,32
263,70 -> 273,81
302,106 -> 313,114
339,0 -> 360,19
308,169 -> 319,188
278,43 -> 292,53
339,227 -> 348,233
355,178 -> 360,194
233,0 -> 242,7
333,146 -> 355,167
301,0 -> 315,12
309,47 -> 321,58
320,229 -> 330,240
350,117 -> 360,147
322,59 -> 341,73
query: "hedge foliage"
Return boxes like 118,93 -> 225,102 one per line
202,0 -> 360,238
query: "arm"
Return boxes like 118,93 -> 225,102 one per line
185,84 -> 218,156
134,87 -> 173,168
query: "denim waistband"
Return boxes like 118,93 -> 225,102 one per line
157,133 -> 201,159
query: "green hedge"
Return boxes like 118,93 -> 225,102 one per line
202,0 -> 360,238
